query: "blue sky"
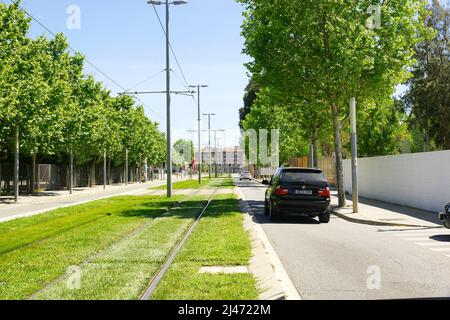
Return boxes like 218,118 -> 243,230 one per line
10,0 -> 249,147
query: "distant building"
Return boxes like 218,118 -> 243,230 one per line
195,146 -> 244,173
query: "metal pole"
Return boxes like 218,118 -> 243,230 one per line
350,97 -> 359,213
208,114 -> 211,179
165,0 -> 172,198
125,148 -> 129,186
197,85 -> 202,184
14,125 -> 19,203
69,149 -> 73,194
103,150 -> 107,190
214,131 -> 218,178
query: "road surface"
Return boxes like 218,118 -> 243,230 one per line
236,179 -> 450,300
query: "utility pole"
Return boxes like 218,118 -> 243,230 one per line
350,97 -> 359,213
14,125 -> 19,203
146,0 -> 188,197
189,84 -> 208,184
164,0 -> 173,197
69,149 -> 74,195
213,133 -> 224,178
203,113 -> 216,179
125,148 -> 129,186
103,150 -> 107,190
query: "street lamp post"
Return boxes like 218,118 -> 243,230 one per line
189,84 -> 208,184
213,131 -> 225,178
147,0 -> 187,198
203,113 -> 216,179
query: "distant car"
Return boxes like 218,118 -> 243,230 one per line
439,202 -> 450,229
263,167 -> 331,223
239,171 -> 252,181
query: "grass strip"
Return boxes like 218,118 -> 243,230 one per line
151,193 -> 258,300
0,195 -> 185,300
34,197 -> 209,300
150,177 -> 235,190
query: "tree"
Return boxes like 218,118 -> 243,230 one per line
405,0 -> 450,150
0,1 -> 167,196
356,98 -> 410,156
239,80 -> 259,129
238,0 -> 429,206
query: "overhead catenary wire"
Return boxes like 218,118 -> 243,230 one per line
10,0 -> 164,120
123,69 -> 166,94
150,2 -> 191,91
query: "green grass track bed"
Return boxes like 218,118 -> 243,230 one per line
151,194 -> 258,300
0,195 -> 208,300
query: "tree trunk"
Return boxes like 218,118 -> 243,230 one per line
31,154 -> 36,194
312,128 -> 319,169
332,103 -> 346,207
89,158 -> 96,188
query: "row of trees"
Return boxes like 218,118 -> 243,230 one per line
0,2 -> 166,194
238,0 -> 433,207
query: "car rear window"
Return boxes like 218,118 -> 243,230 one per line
281,170 -> 327,183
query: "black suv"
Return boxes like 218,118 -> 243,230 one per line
263,167 -> 331,223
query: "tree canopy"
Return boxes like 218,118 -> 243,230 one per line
0,1 -> 166,169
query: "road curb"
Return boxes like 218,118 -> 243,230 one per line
330,208 -> 438,228
236,187 -> 301,301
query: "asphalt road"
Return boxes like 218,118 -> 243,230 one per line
236,179 -> 450,300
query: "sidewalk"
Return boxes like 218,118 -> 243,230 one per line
330,191 -> 442,228
0,176 -> 187,223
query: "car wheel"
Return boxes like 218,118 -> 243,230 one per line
319,210 -> 331,224
444,219 -> 450,229
269,202 -> 278,221
264,200 -> 269,216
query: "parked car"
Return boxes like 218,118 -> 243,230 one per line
239,171 -> 252,181
262,167 -> 331,223
438,202 -> 450,229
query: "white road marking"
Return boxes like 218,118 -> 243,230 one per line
388,228 -> 450,258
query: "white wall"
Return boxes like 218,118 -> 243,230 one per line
343,150 -> 450,213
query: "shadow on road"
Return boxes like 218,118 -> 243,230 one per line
245,199 -> 321,225
340,193 -> 442,225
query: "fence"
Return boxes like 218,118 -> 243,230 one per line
0,162 -> 159,195
289,156 -> 308,168
343,150 -> 450,213
318,157 -> 336,186
288,156 -> 336,186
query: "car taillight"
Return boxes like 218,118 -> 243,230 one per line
319,187 -> 331,198
274,187 -> 289,196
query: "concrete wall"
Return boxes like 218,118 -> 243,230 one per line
343,150 -> 450,213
